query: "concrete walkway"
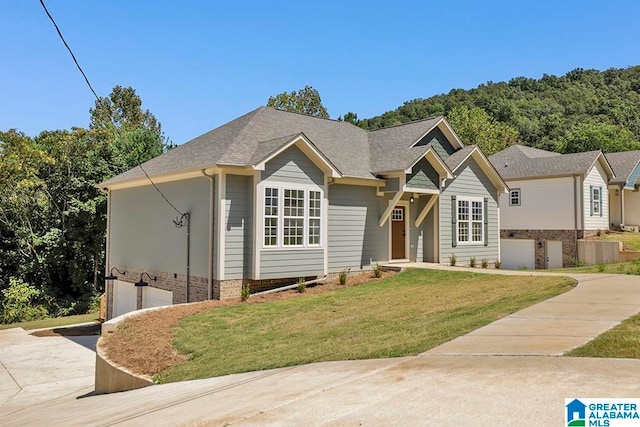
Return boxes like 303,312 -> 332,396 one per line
2,268 -> 640,425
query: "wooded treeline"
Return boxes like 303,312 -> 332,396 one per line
0,86 -> 165,322
358,66 -> 640,155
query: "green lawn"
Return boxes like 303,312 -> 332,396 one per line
0,311 -> 99,331
548,261 -> 640,275
567,312 -> 640,359
156,269 -> 575,383
595,231 -> 640,251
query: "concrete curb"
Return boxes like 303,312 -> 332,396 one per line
94,307 -> 166,394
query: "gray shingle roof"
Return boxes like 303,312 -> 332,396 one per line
605,150 -> 640,185
102,108 -> 454,185
445,145 -> 477,171
489,147 -> 604,180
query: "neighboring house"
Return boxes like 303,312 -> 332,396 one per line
100,107 -> 507,319
604,150 -> 640,230
489,145 -> 614,269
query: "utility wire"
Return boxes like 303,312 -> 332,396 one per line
39,0 -> 100,100
39,0 -> 187,226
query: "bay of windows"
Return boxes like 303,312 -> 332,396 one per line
264,187 -> 322,247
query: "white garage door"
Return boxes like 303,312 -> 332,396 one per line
113,280 -> 137,318
500,239 -> 535,270
142,287 -> 173,309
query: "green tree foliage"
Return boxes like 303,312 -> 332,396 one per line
446,106 -> 518,155
360,66 -> 640,152
0,86 -> 164,321
267,85 -> 330,118
0,277 -> 49,323
556,122 -> 640,153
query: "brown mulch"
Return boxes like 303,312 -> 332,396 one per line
102,270 -> 396,377
31,323 -> 102,337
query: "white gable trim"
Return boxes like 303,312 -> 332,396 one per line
450,147 -> 509,194
252,133 -> 341,178
409,118 -> 464,150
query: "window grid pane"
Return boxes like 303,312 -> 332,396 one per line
283,218 -> 304,246
308,191 -> 321,245
264,188 -> 279,246
458,221 -> 469,242
457,198 -> 483,244
458,200 -> 469,221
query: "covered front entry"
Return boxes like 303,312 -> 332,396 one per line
391,206 -> 406,259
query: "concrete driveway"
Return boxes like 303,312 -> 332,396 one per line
2,270 -> 640,425
0,326 -> 96,413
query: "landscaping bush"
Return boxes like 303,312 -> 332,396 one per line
449,253 -> 457,266
469,257 -> 476,268
373,263 -> 382,278
494,260 -> 502,269
297,277 -> 306,293
241,283 -> 251,301
339,269 -> 348,285
481,259 -> 489,268
0,277 -> 49,324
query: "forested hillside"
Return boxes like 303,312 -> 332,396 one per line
359,66 -> 640,155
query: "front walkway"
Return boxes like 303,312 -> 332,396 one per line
398,263 -> 640,356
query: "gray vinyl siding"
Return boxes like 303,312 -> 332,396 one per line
328,184 -> 388,272
262,145 -> 324,186
225,175 -> 253,279
627,163 -> 640,189
381,177 -> 400,192
109,177 -> 210,278
440,157 -> 499,265
414,128 -> 456,159
406,158 -> 439,190
260,249 -> 324,279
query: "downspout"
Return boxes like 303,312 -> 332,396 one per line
203,170 -> 215,300
250,275 -> 328,297
573,175 -> 579,264
186,213 -> 191,302
103,187 -> 111,319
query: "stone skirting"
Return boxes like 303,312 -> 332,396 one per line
500,229 -> 582,269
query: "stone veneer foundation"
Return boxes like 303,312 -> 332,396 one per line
500,229 -> 583,269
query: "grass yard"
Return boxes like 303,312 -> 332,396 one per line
0,311 -> 99,331
155,269 -> 574,383
549,260 -> 640,275
593,231 -> 640,251
567,313 -> 640,359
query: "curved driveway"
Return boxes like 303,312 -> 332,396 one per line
2,267 -> 640,425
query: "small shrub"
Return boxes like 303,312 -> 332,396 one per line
469,256 -> 476,268
339,268 -> 349,285
494,260 -> 502,269
597,263 -> 606,272
449,253 -> 457,266
481,259 -> 489,268
596,229 -> 602,237
297,277 -> 306,293
373,263 -> 382,278
517,265 -> 528,270
241,282 -> 251,301
0,277 -> 49,324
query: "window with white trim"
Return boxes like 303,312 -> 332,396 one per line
457,197 -> 484,244
264,187 -> 322,248
509,188 -> 520,206
592,187 -> 601,215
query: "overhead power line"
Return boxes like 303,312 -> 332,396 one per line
39,0 -> 100,100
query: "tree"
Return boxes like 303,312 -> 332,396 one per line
90,86 -> 162,137
446,106 -> 518,155
556,122 -> 640,154
267,85 -> 329,118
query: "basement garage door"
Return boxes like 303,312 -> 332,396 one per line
500,239 -> 535,270
113,280 -> 137,318
142,287 -> 173,309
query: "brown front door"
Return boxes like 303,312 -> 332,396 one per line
391,206 -> 406,259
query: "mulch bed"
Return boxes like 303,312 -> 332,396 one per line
102,270 -> 396,377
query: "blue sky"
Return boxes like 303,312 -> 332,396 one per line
1,1 -> 639,144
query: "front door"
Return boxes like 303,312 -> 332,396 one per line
391,207 -> 406,259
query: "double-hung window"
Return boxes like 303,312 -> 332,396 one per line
264,187 -> 322,248
457,197 -> 484,245
592,187 -> 601,216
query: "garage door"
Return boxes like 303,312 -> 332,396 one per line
500,239 -> 535,270
113,280 -> 137,318
142,287 -> 173,309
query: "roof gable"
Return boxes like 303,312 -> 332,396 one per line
448,146 -> 508,193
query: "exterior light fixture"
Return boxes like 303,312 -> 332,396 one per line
135,272 -> 156,287
409,196 -> 415,204
105,267 -> 126,281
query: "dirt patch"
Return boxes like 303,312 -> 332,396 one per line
31,323 -> 101,337
103,271 -> 396,377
